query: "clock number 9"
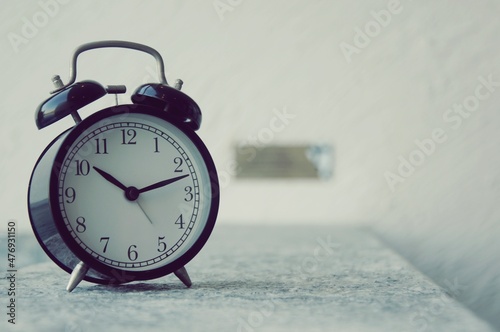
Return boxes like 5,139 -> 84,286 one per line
65,187 -> 76,203
75,216 -> 86,233
128,245 -> 138,261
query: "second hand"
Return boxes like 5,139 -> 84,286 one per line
136,199 -> 154,224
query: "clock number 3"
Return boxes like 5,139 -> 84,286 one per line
184,186 -> 193,202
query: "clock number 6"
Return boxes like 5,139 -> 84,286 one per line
128,245 -> 138,261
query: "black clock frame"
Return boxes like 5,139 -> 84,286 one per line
28,104 -> 219,285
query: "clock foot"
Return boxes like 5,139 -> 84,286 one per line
66,261 -> 89,292
174,266 -> 192,288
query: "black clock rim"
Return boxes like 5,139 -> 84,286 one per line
49,104 -> 220,283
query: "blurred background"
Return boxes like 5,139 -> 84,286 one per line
1,0 -> 499,329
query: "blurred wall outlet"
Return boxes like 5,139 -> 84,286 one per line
234,144 -> 333,179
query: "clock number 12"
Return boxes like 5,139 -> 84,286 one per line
121,129 -> 137,145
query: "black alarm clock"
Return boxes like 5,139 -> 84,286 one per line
28,41 -> 219,292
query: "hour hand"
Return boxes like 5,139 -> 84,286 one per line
93,166 -> 127,191
139,174 -> 189,194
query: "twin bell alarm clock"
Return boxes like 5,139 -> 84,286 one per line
27,41 -> 219,292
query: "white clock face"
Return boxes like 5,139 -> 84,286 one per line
55,110 -> 216,274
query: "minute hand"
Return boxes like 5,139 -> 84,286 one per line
138,174 -> 189,194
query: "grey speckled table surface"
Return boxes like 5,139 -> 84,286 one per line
0,225 -> 495,332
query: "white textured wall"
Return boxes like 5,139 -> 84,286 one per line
1,0 -> 499,329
